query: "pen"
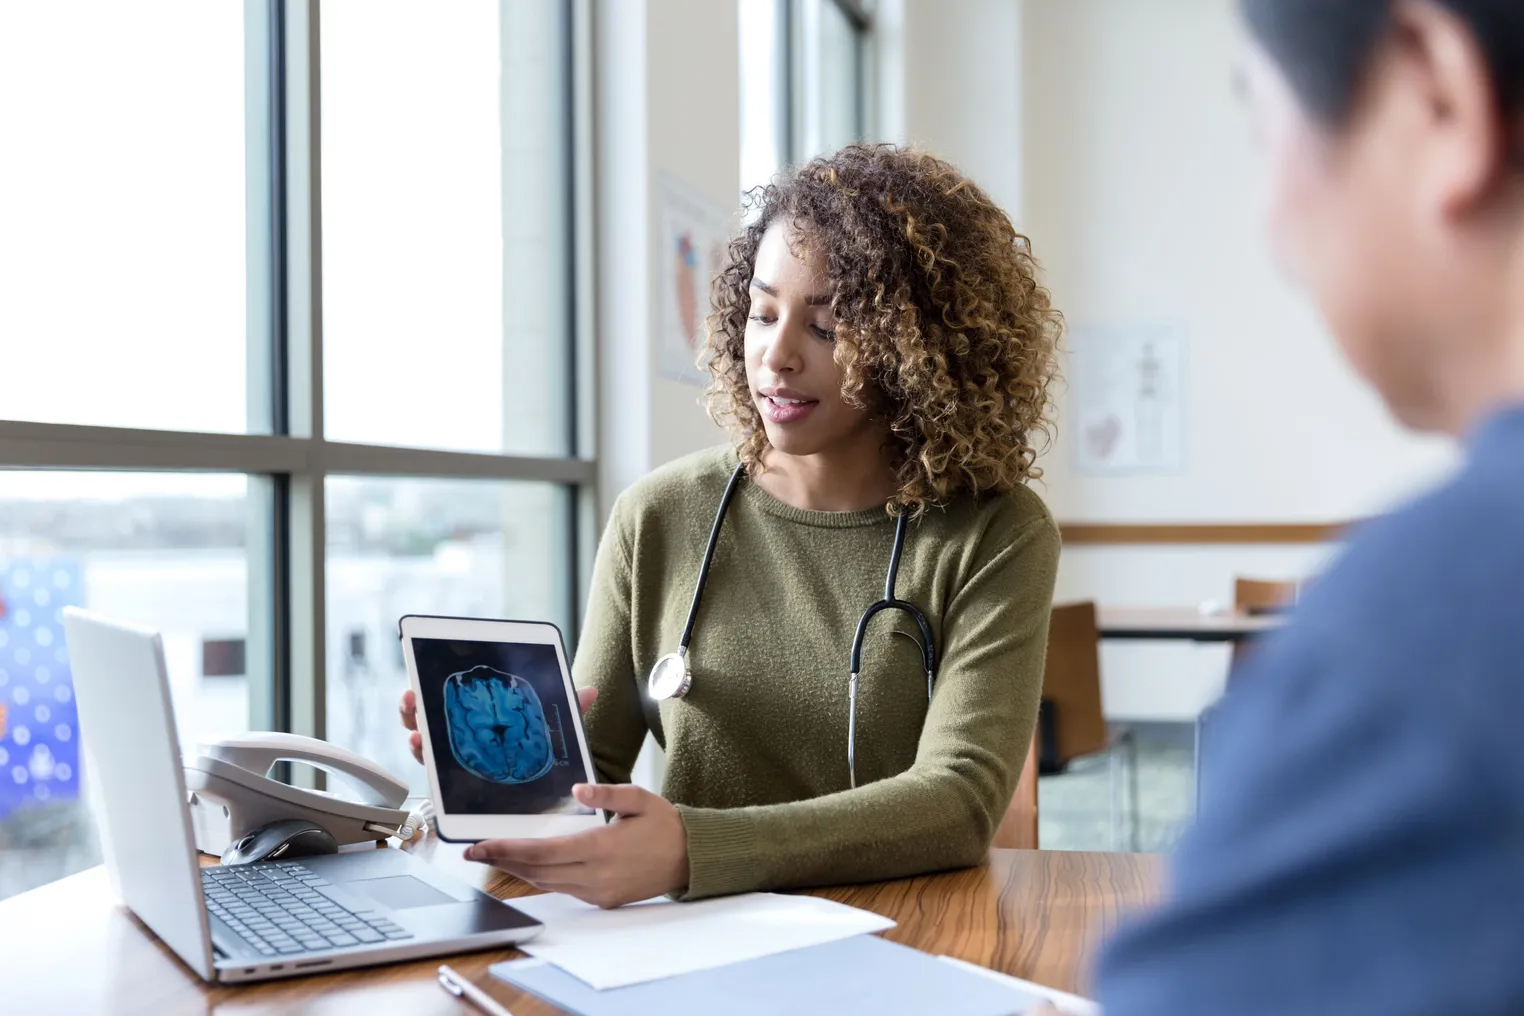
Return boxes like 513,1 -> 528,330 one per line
437,964 -> 514,1016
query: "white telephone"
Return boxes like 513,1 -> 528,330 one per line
183,732 -> 413,856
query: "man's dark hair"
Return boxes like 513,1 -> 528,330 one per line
1241,0 -> 1524,123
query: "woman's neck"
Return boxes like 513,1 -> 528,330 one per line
753,441 -> 898,513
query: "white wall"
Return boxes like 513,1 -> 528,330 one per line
593,0 -> 738,786
876,0 -> 1458,719
644,0 -> 736,472
887,0 -> 1023,217
1023,0 -> 1455,525
594,0 -> 733,524
1019,0 -> 1457,717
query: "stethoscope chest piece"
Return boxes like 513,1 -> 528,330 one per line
649,651 -> 692,701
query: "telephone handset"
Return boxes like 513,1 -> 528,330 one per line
183,732 -> 413,856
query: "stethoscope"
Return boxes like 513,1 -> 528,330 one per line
647,463 -> 937,789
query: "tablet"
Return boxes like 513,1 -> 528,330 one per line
399,614 -> 605,840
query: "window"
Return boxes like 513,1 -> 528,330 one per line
792,0 -> 868,163
321,0 -> 573,456
0,0 -> 590,902
740,0 -> 789,197
738,0 -> 871,197
325,477 -> 572,790
0,2 -> 248,434
0,473 -> 251,899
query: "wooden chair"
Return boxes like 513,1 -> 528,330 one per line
993,736 -> 1040,849
994,601 -> 1139,850
1231,577 -> 1298,667
1234,577 -> 1297,613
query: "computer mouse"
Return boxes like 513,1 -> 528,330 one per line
221,819 -> 338,866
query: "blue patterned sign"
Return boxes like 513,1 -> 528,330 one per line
0,558 -> 83,819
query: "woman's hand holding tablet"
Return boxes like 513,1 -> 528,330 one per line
462,781 -> 690,909
398,614 -> 691,906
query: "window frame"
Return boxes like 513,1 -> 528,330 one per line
0,0 -> 596,754
785,0 -> 872,166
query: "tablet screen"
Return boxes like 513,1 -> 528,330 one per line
410,637 -> 593,816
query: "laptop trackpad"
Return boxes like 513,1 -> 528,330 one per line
345,875 -> 457,910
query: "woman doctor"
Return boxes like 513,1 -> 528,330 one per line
400,143 -> 1063,908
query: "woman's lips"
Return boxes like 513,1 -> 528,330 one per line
758,394 -> 819,424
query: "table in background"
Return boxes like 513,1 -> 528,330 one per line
1097,606 -> 1285,804
1097,606 -> 1284,642
0,839 -> 1159,1015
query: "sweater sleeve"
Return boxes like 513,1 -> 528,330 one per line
572,497 -> 650,786
673,509 -> 1060,900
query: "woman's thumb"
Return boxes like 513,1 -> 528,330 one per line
574,782 -> 647,816
576,686 -> 599,716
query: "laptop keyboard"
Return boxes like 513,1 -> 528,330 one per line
202,861 -> 413,957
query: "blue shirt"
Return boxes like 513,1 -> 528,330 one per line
1094,404 -> 1524,1016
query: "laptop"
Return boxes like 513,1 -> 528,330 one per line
61,607 -> 543,983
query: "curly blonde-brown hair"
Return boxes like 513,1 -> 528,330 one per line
705,143 -> 1062,514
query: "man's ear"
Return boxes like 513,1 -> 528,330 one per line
1391,0 -> 1512,217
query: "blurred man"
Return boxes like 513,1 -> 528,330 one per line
1083,2 -> 1524,1014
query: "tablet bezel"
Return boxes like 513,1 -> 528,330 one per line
399,614 -> 606,841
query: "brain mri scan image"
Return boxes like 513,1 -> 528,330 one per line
443,664 -> 561,784
411,636 -> 590,816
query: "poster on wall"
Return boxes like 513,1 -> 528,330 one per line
657,172 -> 735,387
1069,323 -> 1187,475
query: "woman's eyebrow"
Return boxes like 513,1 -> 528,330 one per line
749,278 -> 831,305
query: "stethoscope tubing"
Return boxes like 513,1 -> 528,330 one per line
677,463 -> 748,654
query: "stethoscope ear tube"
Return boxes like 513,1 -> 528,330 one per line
678,464 -> 748,652
649,464 -> 747,702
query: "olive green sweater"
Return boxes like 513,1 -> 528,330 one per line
573,446 -> 1060,900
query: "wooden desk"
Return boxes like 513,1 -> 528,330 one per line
1098,606 -> 1283,643
0,841 -> 1158,1015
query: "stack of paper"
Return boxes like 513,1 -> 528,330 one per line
493,933 -> 1075,1016
505,891 -> 895,989
492,891 -> 1100,1015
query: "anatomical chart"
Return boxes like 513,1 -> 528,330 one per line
657,172 -> 735,387
1070,323 -> 1186,475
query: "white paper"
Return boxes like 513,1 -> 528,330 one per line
937,956 -> 1101,1015
509,891 -> 896,990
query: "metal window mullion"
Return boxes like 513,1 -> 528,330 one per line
851,3 -> 867,142
284,0 -> 326,760
569,0 -> 597,649
316,441 -> 594,482
0,419 -> 593,482
246,0 -> 282,731
828,0 -> 871,32
0,421 -> 308,472
855,0 -> 875,143
780,0 -> 796,165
